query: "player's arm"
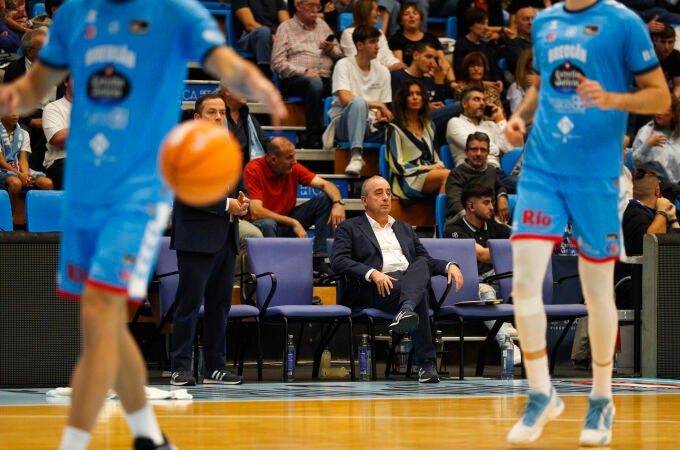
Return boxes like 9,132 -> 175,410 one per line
203,46 -> 287,126
577,67 -> 671,115
505,80 -> 539,147
0,63 -> 68,117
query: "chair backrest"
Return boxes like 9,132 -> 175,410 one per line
155,236 -> 180,320
324,95 -> 333,127
501,147 -> 522,174
0,190 -> 12,231
420,238 -> 479,306
32,2 -> 46,17
439,144 -> 455,169
338,12 -> 353,31
379,144 -> 389,179
487,239 -> 553,303
435,193 -> 446,238
446,16 -> 458,40
25,190 -> 64,232
246,237 -> 314,309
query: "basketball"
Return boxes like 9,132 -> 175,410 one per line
159,120 -> 242,206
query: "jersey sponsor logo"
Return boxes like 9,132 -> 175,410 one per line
550,61 -> 585,94
547,96 -> 585,114
108,21 -> 120,35
87,66 -> 131,101
521,209 -> 552,227
548,44 -> 587,65
86,107 -> 130,130
129,20 -> 149,35
85,45 -> 136,68
89,133 -> 110,166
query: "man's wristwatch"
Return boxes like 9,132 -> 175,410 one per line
656,210 -> 669,220
333,199 -> 346,206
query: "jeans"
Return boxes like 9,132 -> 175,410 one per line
280,75 -> 332,137
237,26 -> 273,65
252,192 -> 333,256
335,97 -> 385,149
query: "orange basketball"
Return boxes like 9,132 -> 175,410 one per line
159,120 -> 242,206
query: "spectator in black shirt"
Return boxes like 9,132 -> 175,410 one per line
651,24 -> 680,99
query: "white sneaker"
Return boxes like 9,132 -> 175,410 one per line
513,344 -> 522,366
579,397 -> 615,446
507,387 -> 564,444
344,156 -> 365,177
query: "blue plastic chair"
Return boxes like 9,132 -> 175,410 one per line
25,190 -> 64,232
155,237 -> 263,380
0,190 -> 12,231
224,9 -> 255,58
246,237 -> 355,380
421,238 -> 516,379
439,144 -> 455,169
446,16 -> 458,40
379,144 -> 389,179
32,1 -> 45,18
272,72 -> 303,103
487,239 -> 588,375
435,193 -> 446,238
338,13 -> 381,31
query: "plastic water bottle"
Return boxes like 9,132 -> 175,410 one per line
321,347 -> 331,370
286,334 -> 295,381
435,330 -> 444,371
359,334 -> 370,381
501,336 -> 514,381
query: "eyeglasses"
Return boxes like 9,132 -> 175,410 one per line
301,2 -> 321,11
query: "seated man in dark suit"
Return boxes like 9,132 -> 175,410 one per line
331,175 -> 464,383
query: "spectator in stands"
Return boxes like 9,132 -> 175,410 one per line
0,9 -> 19,63
331,175 -> 464,383
506,0 -> 548,30
0,111 -> 53,216
444,131 -> 508,222
502,5 -> 535,81
388,2 -> 454,80
457,0 -> 505,34
506,48 -> 536,114
386,79 -> 449,199
41,75 -> 70,190
31,0 -> 62,28
244,136 -> 346,274
169,93 -> 250,387
453,7 -> 503,83
390,41 -> 462,147
324,25 -> 392,176
446,86 -> 516,192
632,96 -> 680,202
444,183 -> 521,364
232,0 -> 290,78
452,52 -> 503,113
216,86 -> 268,281
272,0 -> 343,149
339,0 -> 405,71
623,168 -> 680,257
2,0 -> 30,34
620,0 -> 680,27
4,28 -> 55,171
651,24 -> 680,99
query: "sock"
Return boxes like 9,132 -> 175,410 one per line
579,258 -> 617,399
400,300 -> 416,311
58,426 -> 91,450
125,404 -> 164,446
511,239 -> 554,395
350,147 -> 362,159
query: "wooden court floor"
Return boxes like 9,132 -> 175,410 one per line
2,379 -> 680,449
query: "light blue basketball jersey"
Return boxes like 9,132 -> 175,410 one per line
526,0 -> 659,179
39,0 -> 225,215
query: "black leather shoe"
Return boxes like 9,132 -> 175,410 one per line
418,360 -> 440,383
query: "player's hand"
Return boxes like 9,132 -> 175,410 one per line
327,203 -> 345,230
505,115 -> 526,147
577,74 -> 612,109
370,270 -> 398,296
227,61 -> 287,127
447,264 -> 464,292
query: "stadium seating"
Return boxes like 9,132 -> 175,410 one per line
0,191 -> 12,231
25,190 -> 64,232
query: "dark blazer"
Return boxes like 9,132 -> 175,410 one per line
331,214 -> 449,308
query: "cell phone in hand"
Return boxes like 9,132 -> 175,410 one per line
326,33 -> 337,42
484,105 -> 494,116
373,119 -> 389,129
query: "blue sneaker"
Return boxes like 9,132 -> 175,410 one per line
507,387 -> 564,444
579,397 -> 615,446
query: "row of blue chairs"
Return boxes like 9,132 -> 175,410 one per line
0,190 -> 63,232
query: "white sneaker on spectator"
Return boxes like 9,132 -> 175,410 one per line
344,156 -> 365,177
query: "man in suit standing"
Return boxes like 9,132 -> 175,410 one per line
169,93 -> 250,387
331,175 -> 464,382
